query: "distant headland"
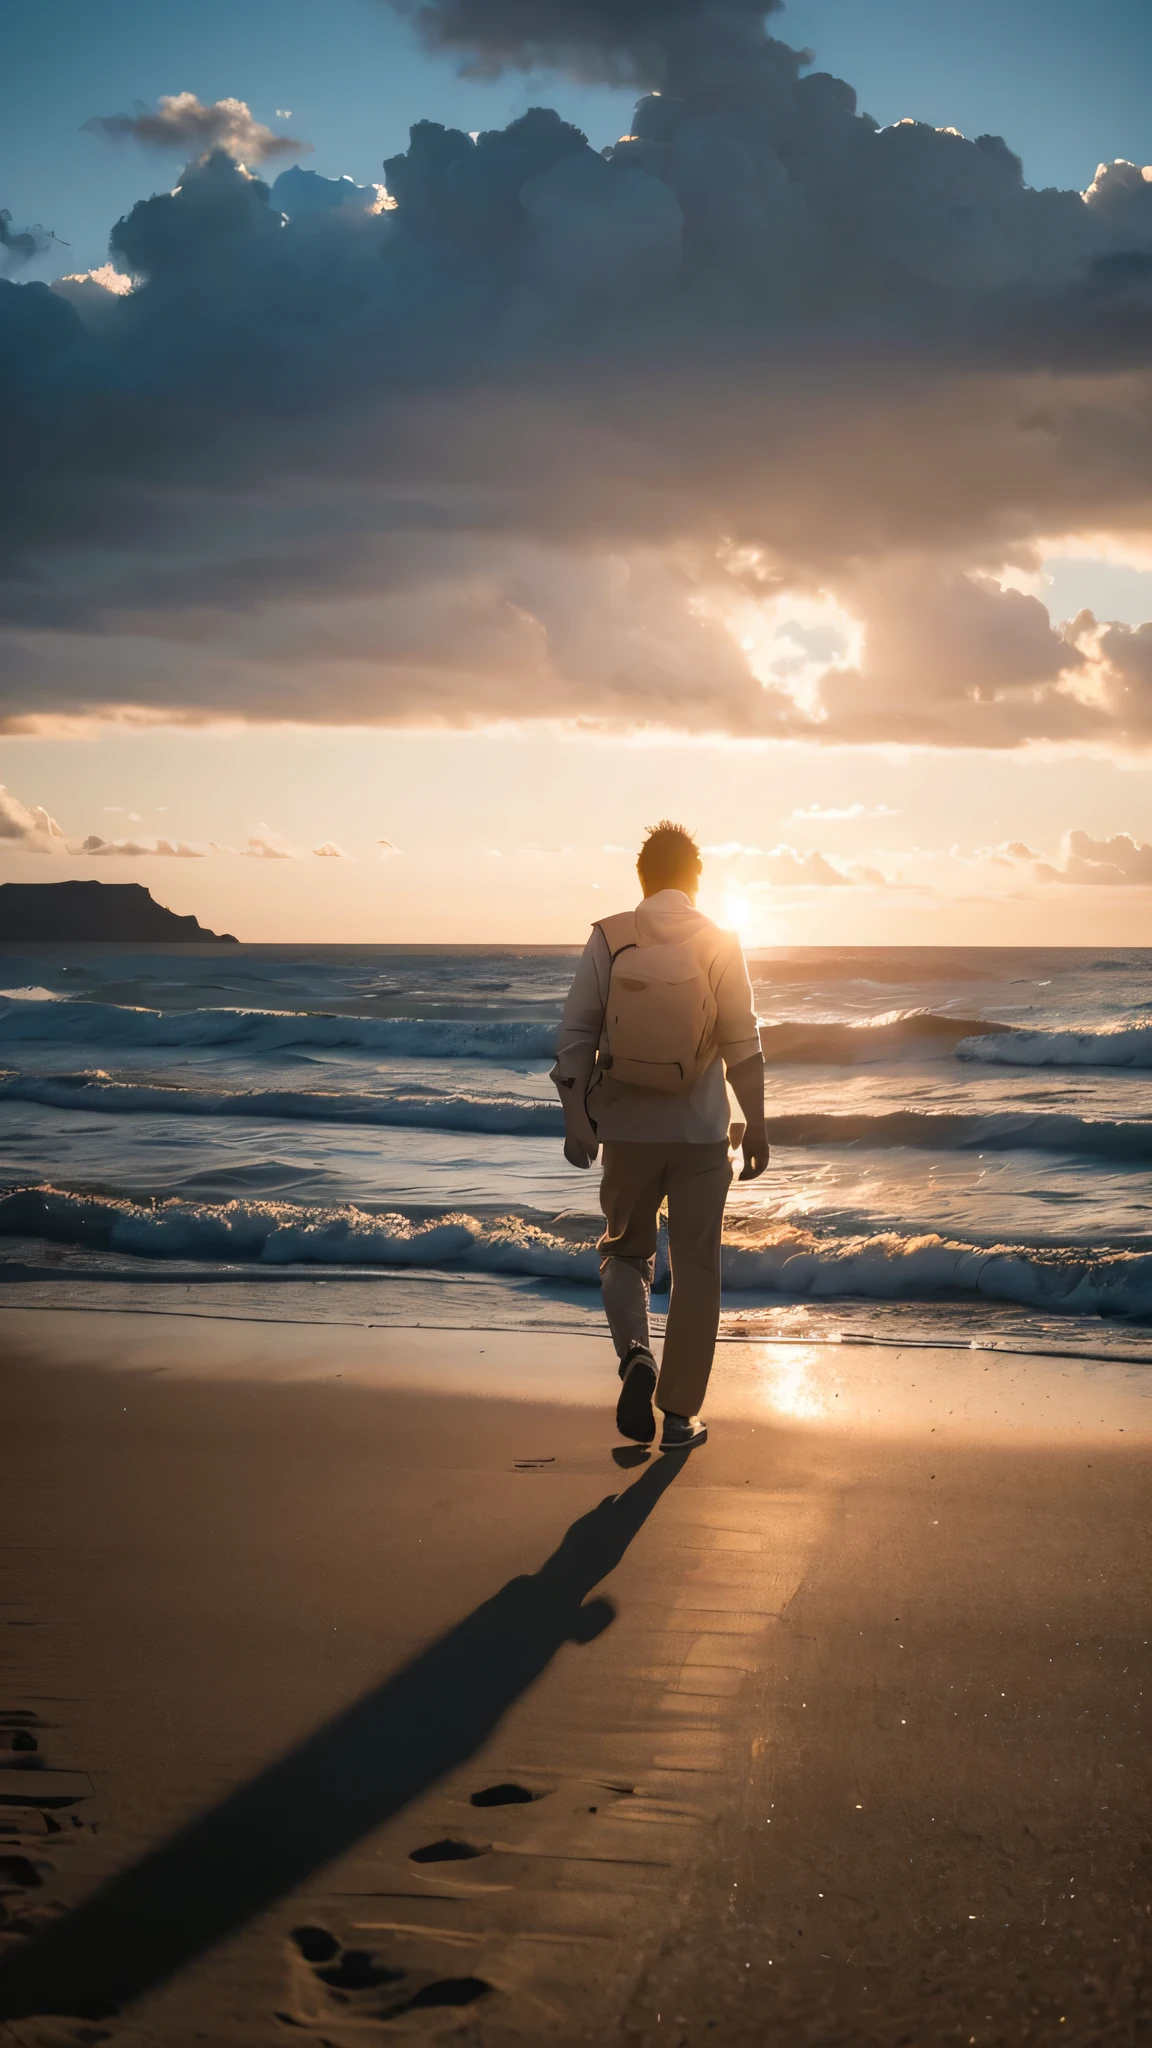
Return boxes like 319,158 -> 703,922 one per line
0,882 -> 237,944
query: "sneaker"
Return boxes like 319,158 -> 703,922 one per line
615,1345 -> 658,1443
660,1411 -> 708,1452
617,1339 -> 654,1382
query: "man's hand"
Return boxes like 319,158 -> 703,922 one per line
726,1051 -> 769,1179
551,1053 -> 600,1170
738,1124 -> 770,1180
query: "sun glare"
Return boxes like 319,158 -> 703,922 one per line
722,888 -> 753,941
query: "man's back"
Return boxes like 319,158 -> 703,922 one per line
557,887 -> 759,1145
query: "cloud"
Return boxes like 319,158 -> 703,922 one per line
0,207 -> 61,272
387,0 -> 787,89
756,844 -> 854,886
1,8 -> 1152,744
0,785 -> 66,852
312,840 -> 352,857
270,166 -> 385,220
1036,829 -> 1152,885
83,94 -> 310,165
74,833 -> 205,857
707,838 -> 870,884
241,824 -> 296,858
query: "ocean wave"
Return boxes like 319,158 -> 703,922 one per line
0,992 -> 1019,1068
760,1012 -> 1013,1063
957,1023 -> 1152,1069
5,1186 -> 1152,1319
0,1072 -> 563,1136
6,1072 -> 1152,1163
0,996 -> 557,1061
765,1108 -> 1152,1161
0,1187 -> 601,1282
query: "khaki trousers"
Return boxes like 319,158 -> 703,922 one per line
597,1140 -> 732,1418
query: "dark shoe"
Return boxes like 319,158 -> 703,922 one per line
660,1411 -> 707,1452
615,1346 -> 658,1443
618,1339 -> 654,1382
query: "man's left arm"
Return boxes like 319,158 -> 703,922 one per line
716,940 -> 768,1181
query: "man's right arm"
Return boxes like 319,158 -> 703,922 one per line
726,1051 -> 769,1179
715,936 -> 768,1180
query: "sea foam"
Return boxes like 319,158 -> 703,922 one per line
957,1023 -> 1152,1069
5,1186 -> 1152,1319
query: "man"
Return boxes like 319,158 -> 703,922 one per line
552,821 -> 768,1452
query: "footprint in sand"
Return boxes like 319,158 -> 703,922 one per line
283,1925 -> 491,2030
408,1837 -> 490,1863
469,1782 -> 544,1808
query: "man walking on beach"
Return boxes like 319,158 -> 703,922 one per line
552,822 -> 768,1451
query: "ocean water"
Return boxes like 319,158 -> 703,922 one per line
3,941 -> 1152,1360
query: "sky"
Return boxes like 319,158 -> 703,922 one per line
2,0 -> 1152,944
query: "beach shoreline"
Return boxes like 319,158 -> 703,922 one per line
0,1309 -> 1148,2044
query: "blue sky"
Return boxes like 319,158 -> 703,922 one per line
5,0 -> 1150,282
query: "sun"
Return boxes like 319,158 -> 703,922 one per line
721,889 -> 754,942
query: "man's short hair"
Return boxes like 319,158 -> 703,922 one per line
637,819 -> 702,893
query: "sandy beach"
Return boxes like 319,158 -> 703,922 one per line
0,1307 -> 1147,2046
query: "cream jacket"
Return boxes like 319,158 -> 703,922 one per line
553,890 -> 761,1144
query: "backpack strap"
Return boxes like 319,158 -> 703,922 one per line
587,913 -> 639,1110
593,910 -> 639,960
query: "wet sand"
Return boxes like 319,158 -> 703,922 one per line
0,1308 -> 1147,2046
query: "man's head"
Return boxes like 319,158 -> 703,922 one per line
636,820 -> 702,901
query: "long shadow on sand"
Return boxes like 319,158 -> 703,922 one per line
0,1454 -> 683,2022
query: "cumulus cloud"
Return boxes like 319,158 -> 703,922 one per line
0,785 -> 66,852
1036,829 -> 1152,885
241,824 -> 296,858
706,838 -> 875,884
2,4 -> 1152,744
75,833 -> 205,857
83,94 -> 310,165
271,166 -> 385,219
312,840 -> 352,857
388,0 -> 787,90
757,844 -> 854,886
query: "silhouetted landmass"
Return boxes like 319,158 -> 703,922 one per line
0,882 -> 237,943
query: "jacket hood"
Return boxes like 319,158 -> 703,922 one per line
633,889 -> 718,945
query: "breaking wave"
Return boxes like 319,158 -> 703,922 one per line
0,996 -> 557,1061
0,994 -> 1021,1068
759,1012 -> 1014,1063
765,1108 -> 1152,1161
5,1186 -> 1152,1319
0,1072 -> 563,1136
957,1023 -> 1152,1069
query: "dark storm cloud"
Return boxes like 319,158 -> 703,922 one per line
388,0 -> 786,91
2,1 -> 1152,741
0,207 -> 59,271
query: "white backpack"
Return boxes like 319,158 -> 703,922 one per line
594,910 -> 723,1096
